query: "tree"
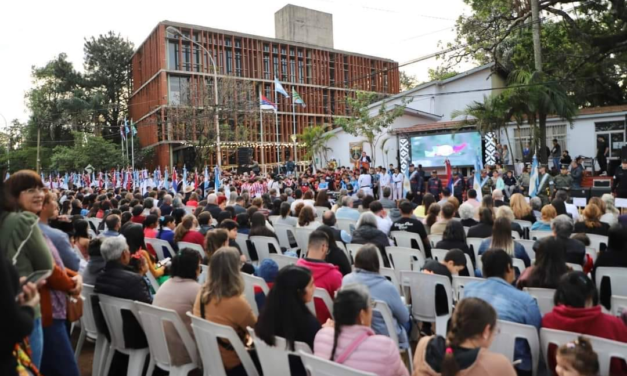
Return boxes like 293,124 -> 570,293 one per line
299,125 -> 336,166
400,71 -> 418,91
335,91 -> 407,167
427,67 -> 459,82
50,132 -> 124,171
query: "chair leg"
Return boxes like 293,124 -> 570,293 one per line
102,344 -> 115,376
74,327 -> 86,360
405,348 -> 413,373
146,357 -> 155,376
127,349 -> 148,376
92,336 -> 106,376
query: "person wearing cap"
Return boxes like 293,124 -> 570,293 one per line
612,157 -> 627,198
553,164 -> 573,193
536,164 -> 553,206
427,170 -> 442,198
408,164 -> 424,201
517,165 -> 530,195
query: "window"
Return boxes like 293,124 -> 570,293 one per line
290,59 -> 296,82
298,60 -> 304,84
235,51 -> 242,76
272,46 -> 278,54
193,47 -> 201,72
273,56 -> 279,78
264,44 -> 270,53
263,55 -> 270,79
513,124 -> 567,160
169,76 -> 189,105
281,58 -> 288,81
168,42 -> 179,70
182,44 -> 191,71
290,48 -> 295,57
298,50 -> 303,58
281,47 -> 286,55
595,121 -> 625,132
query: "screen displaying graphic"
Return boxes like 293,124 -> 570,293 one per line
410,132 -> 482,167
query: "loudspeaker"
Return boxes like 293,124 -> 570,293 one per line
570,188 -> 590,199
593,179 -> 611,188
591,187 -> 612,198
237,148 -> 253,165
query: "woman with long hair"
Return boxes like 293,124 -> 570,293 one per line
510,193 -> 536,223
413,297 -> 516,376
248,211 -> 278,240
479,195 -> 494,215
315,190 -> 332,209
435,221 -> 473,274
313,284 -> 409,376
193,247 -> 257,376
414,193 -> 435,218
496,206 -> 523,238
424,203 -> 441,234
297,206 -> 320,229
174,214 -> 205,248
467,207 -> 494,239
478,217 -> 530,267
530,204 -> 557,231
205,228 -> 230,262
574,204 -> 610,236
517,237 -> 569,289
72,218 -> 90,261
186,192 -> 200,208
600,193 -> 619,225
60,199 -> 72,216
255,265 -> 319,376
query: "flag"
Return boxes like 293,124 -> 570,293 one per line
124,119 -> 130,135
203,166 -> 209,195
194,168 -> 199,189
182,166 -> 188,191
172,168 -> 178,193
164,168 -> 169,190
274,77 -> 289,98
214,166 -> 221,191
4,172 -> 9,181
445,159 -> 453,193
131,121 -> 137,136
529,155 -> 539,198
260,95 -> 277,112
292,88 -> 306,107
120,123 -> 126,140
473,153 -> 484,200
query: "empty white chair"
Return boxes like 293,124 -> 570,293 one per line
145,238 -> 176,260
306,287 -> 335,319
247,327 -> 312,375
188,313 -> 260,376
452,275 -> 483,301
347,243 -> 384,267
98,295 -> 149,376
431,248 -> 449,262
512,258 -> 527,274
611,295 -> 627,317
517,239 -> 537,261
595,267 -> 627,311
242,273 -> 270,316
400,271 -> 452,336
177,242 -> 204,258
235,233 -> 252,261
429,233 -> 443,247
386,246 -> 426,273
269,253 -> 298,269
511,231 -> 521,240
249,236 -> 281,262
523,287 -> 556,316
373,300 -> 412,372
390,231 -> 427,255
379,267 -> 402,295
299,350 -> 377,376
274,223 -> 298,251
295,228 -> 314,257
136,302 -> 199,376
530,230 -> 552,241
76,284 -> 109,376
490,320 -> 540,376
464,253 -> 475,275
337,218 -> 357,235
540,328 -> 627,376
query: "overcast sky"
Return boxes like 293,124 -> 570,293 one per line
0,0 -> 473,126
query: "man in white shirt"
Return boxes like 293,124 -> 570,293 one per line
358,169 -> 373,197
378,167 -> 391,198
370,201 -> 392,235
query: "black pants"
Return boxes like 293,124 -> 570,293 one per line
598,155 -> 607,174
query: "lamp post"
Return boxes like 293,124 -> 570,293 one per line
166,26 -> 222,168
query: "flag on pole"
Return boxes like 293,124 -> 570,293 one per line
182,166 -> 188,191
529,155 -> 539,198
124,119 -> 130,136
274,77 -> 289,98
172,168 -> 178,193
260,95 -> 277,111
292,88 -> 306,107
5,172 -> 10,181
445,159 -> 453,193
203,166 -> 209,196
131,121 -> 137,136
120,123 -> 126,140
214,166 -> 221,191
164,168 -> 169,191
194,168 -> 199,189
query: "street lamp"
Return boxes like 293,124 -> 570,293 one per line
166,26 -> 222,168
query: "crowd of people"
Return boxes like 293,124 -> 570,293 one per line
2,160 -> 626,376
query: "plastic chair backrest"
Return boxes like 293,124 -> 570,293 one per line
512,258 -> 526,274
347,243 -> 384,267
269,253 -> 298,269
315,206 -> 329,219
540,328 -> 627,376
373,300 -> 399,345
235,233 -> 252,261
242,273 -> 269,316
585,247 -> 597,263
268,215 -> 280,225
530,230 -> 552,241
390,231 -> 426,255
586,233 -> 608,253
336,218 -> 357,235
146,271 -> 160,292
464,253 -> 474,274
336,241 -> 351,263
81,284 -> 98,337
249,236 -> 280,262
247,327 -> 311,376
198,264 -> 208,284
511,231 -> 521,240
517,239 -> 537,261
463,227 -> 469,235
294,228 -> 314,257
523,287 -> 556,316
306,288 -> 335,319
177,242 -> 204,258
136,302 -> 198,370
299,350 -> 377,376
431,248 -> 449,262
98,294 -> 142,350
429,234 -> 443,247
513,220 -> 532,229
595,267 -> 627,305
188,313 -> 259,376
145,238 -> 175,260
452,276 -> 483,301
87,217 -> 102,234
400,271 -> 452,336
379,267 -> 402,294
466,237 -> 484,268
490,320 -> 540,376
611,295 -> 627,317
386,246 -> 425,272
274,224 -> 296,250
184,206 -> 195,214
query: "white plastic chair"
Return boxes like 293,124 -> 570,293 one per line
98,295 -> 149,376
146,271 -> 161,292
184,206 -> 195,214
347,243 -> 384,268
379,267 -> 402,295
87,217 -> 103,234
373,300 -> 412,372
198,264 -> 208,284
274,223 -> 298,251
464,253 -> 475,274
249,236 -> 281,262
530,230 -> 552,240
523,287 -> 556,316
188,313 -> 260,376
269,253 -> 298,269
386,246 -> 426,273
611,295 -> 627,317
540,328 -> 627,376
586,233 -> 609,253
585,246 -> 598,263
336,218 -> 357,235
513,219 -> 532,229
466,237 -> 484,270
268,215 -> 280,225
247,327 -> 312,376
145,238 -> 176,260
306,287 -> 335,319
511,231 -> 521,240
512,258 -> 527,274
315,206 -> 329,218
490,320 -> 540,376
136,302 -> 199,376
75,284 -> 109,376
452,275 -> 483,301
242,273 -> 270,316
431,248 -> 449,262
177,242 -> 204,258
400,271 -> 452,336
295,228 -> 314,257
235,233 -> 252,261
429,233 -> 443,247
336,241 -> 351,263
595,267 -> 627,310
299,350 -> 377,376
390,231 -> 427,255
517,239 -> 537,261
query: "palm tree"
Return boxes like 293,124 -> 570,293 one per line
299,125 -> 336,168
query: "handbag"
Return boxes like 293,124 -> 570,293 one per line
66,295 -> 83,322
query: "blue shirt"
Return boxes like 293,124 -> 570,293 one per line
336,207 -> 360,222
463,277 -> 542,372
39,222 -> 80,272
530,221 -> 551,231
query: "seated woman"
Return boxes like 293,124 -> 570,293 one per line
412,297 -> 516,376
530,204 -> 556,232
517,237 -> 569,289
313,284 -> 409,376
424,203 -> 441,235
351,212 -> 392,267
467,207 -> 494,239
435,220 -> 473,274
592,224 -> 627,310
478,217 -> 530,268
496,206 -> 523,238
236,213 -> 251,235
314,190 -> 332,209
414,193 -> 435,218
122,222 -> 167,283
297,206 -> 320,230
193,247 -> 258,376
255,265 -> 320,376
143,214 -> 159,239
342,245 -> 410,349
574,204 -> 610,236
600,193 -> 619,226
459,202 -> 478,228
510,193 -> 537,224
153,249 -> 202,366
186,192 -> 200,208
542,271 -> 627,375
174,214 -> 206,249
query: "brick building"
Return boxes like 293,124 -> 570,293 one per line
129,5 -> 399,169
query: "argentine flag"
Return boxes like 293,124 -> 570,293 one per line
274,77 -> 289,98
473,153 -> 483,201
528,155 -> 539,198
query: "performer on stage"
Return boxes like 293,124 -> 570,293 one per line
392,167 -> 404,201
358,167 -> 373,197
613,153 -> 627,199
360,151 -> 371,170
379,167 -> 391,198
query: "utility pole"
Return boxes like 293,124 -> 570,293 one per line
531,0 -> 543,72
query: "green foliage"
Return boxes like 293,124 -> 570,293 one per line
400,71 -> 418,91
298,125 -> 336,164
50,132 -> 123,171
427,67 -> 459,82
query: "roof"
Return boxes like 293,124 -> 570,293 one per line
391,120 -> 470,135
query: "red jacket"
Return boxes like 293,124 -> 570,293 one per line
180,230 -> 206,249
543,305 -> 627,375
296,258 -> 342,324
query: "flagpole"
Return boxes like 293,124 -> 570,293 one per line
275,108 -> 280,170
131,121 -> 135,171
259,88 -> 265,174
292,96 -> 297,172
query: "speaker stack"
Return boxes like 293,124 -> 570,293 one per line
237,148 -> 253,175
591,179 -> 612,198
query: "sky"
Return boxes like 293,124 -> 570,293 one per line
0,0 -> 473,127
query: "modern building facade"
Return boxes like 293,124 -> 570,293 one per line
129,5 -> 399,169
